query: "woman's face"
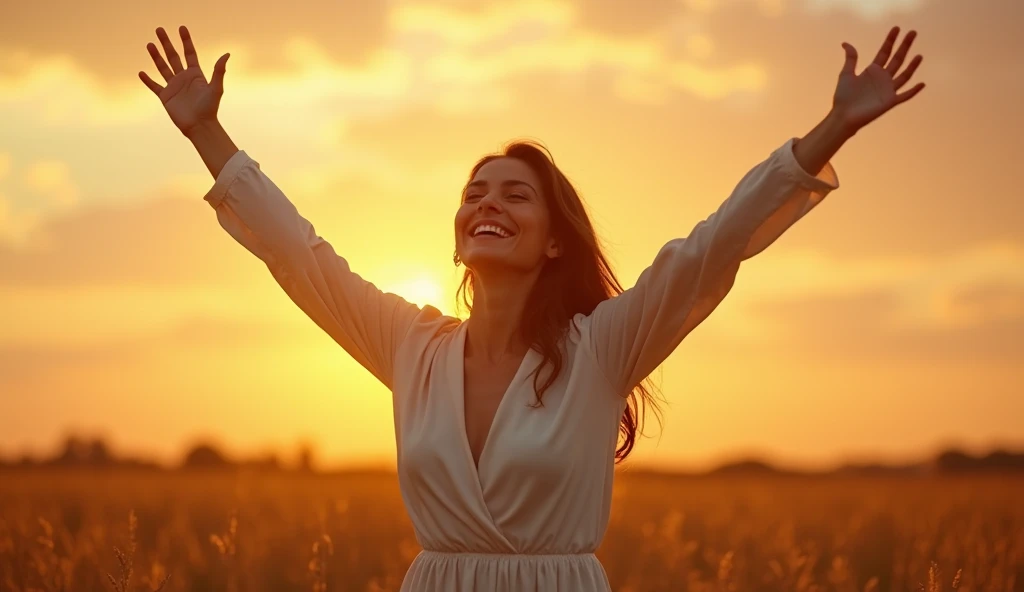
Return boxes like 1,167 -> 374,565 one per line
454,156 -> 560,274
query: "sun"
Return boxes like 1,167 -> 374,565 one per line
391,275 -> 445,310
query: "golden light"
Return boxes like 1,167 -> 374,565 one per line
389,275 -> 446,310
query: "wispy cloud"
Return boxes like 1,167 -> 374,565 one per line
0,153 -> 78,243
729,241 -> 1024,331
681,0 -> 928,19
393,0 -> 766,105
22,159 -> 79,207
393,0 -> 575,45
0,51 -> 155,127
0,0 -> 754,239
805,0 -> 929,19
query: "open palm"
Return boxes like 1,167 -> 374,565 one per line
138,26 -> 230,136
834,26 -> 925,132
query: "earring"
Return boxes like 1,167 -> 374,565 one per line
453,250 -> 461,267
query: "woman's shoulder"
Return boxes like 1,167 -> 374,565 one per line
404,305 -> 462,346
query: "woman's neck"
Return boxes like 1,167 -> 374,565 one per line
465,270 -> 538,364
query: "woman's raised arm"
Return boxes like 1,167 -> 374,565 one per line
200,148 -> 427,390
581,137 -> 840,398
580,24 -> 925,398
140,25 -> 428,390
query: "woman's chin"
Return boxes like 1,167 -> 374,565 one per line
461,251 -> 522,271
464,253 -> 508,266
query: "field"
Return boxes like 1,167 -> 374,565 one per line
1,469 -> 1021,591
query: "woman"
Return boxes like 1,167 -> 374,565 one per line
139,24 -> 924,591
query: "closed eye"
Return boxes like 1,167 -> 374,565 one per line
463,192 -> 527,202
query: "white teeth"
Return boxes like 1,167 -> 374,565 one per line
472,224 -> 512,238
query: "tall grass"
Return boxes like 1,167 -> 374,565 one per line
0,469 -> 1020,591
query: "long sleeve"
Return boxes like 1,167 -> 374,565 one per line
582,137 -> 840,396
202,149 -> 424,391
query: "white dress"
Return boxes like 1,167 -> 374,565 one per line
201,138 -> 839,591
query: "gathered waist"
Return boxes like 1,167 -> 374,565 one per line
404,549 -> 610,591
419,550 -> 597,561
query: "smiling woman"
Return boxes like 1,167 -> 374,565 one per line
137,21 -> 932,592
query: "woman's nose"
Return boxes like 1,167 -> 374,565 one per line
477,193 -> 503,211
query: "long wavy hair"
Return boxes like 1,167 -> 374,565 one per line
453,139 -> 664,463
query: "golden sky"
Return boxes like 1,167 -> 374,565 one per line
1,0 -> 1021,471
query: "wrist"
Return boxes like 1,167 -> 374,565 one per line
183,118 -> 239,180
184,118 -> 223,141
825,108 -> 859,140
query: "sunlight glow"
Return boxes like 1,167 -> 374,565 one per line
389,275 -> 446,310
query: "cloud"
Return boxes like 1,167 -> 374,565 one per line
746,288 -> 1024,364
4,313 -> 310,357
0,50 -> 155,127
0,0 -> 769,131
0,44 -> 415,129
0,193 -> 41,244
392,0 -> 767,105
731,240 -> 1024,319
22,159 -> 78,206
716,242 -> 1024,363
392,0 -> 574,45
2,0 -> 1012,254
0,154 -> 78,243
0,0 -> 1019,302
806,0 -> 929,19
0,196 -> 237,287
681,0 -> 789,17
0,0 -> 756,240
942,281 -> 1024,326
677,0 -> 928,19
0,38 -> 419,242
0,1 -> 391,83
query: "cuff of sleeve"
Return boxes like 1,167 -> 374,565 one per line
202,149 -> 257,209
778,137 -> 840,194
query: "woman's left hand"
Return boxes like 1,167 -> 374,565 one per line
832,26 -> 925,133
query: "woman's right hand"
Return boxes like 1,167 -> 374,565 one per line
139,26 -> 230,137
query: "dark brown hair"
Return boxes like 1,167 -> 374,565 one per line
454,139 -> 663,463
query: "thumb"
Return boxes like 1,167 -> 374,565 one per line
840,42 -> 857,76
211,53 -> 230,95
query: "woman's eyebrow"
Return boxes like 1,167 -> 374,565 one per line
465,179 -> 537,194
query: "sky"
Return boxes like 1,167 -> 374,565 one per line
0,0 -> 1021,472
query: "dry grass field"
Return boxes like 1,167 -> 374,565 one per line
1,469 -> 1021,591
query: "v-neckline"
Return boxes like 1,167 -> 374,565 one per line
454,320 -> 534,479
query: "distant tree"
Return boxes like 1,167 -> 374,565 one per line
982,449 -> 1024,470
89,438 -> 113,466
934,448 -> 1024,472
53,435 -> 90,465
297,443 -> 316,473
246,452 -> 281,471
936,449 -> 976,472
707,458 -> 783,476
49,435 -> 116,466
182,443 -> 230,468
